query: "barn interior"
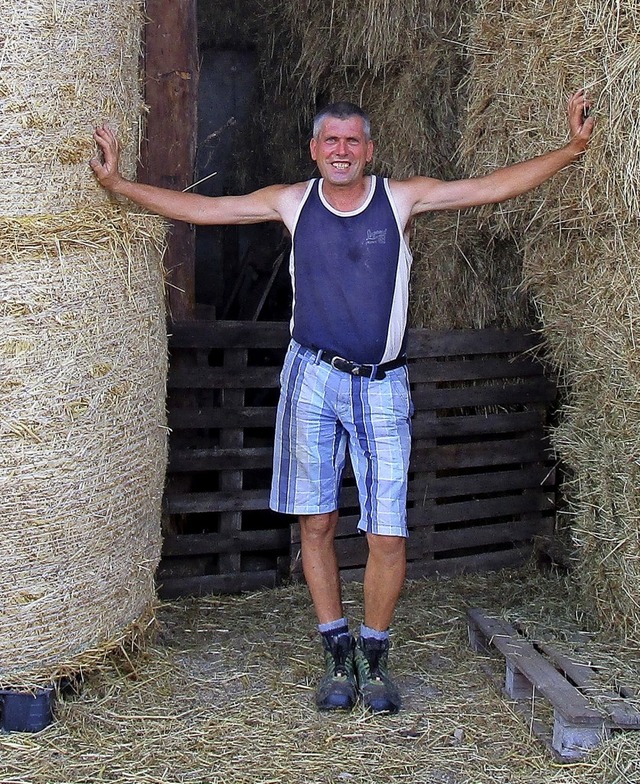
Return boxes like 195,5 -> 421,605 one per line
2,0 -> 640,780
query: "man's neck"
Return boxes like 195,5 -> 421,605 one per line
320,176 -> 371,212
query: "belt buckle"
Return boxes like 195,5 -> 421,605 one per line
331,356 -> 367,377
330,355 -> 352,373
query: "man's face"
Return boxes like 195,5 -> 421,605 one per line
309,116 -> 374,187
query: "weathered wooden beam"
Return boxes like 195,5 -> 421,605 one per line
141,0 -> 198,320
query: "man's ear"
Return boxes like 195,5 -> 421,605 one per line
310,137 -> 318,161
366,140 -> 374,163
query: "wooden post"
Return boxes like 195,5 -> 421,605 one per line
140,0 -> 198,321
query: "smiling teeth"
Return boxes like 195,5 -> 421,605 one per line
333,162 -> 349,168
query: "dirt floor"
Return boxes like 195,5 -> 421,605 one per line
1,564 -> 639,783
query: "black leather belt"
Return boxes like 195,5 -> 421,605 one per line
317,350 -> 407,380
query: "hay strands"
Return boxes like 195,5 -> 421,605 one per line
468,609 -> 640,762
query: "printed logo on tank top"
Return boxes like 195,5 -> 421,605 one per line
366,229 -> 387,245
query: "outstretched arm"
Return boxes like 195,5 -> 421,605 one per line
394,89 -> 595,218
90,124 -> 290,226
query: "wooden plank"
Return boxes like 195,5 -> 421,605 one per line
408,545 -> 535,579
411,465 -> 555,501
165,488 -> 270,514
168,446 -> 273,472
167,406 -> 276,430
422,492 -> 554,526
408,356 -> 546,384
158,570 -> 279,599
141,0 -> 197,320
304,545 -> 537,586
411,377 -> 556,409
407,329 -> 540,358
431,517 -> 552,552
411,437 -> 551,470
218,348 -> 246,574
406,505 -> 552,537
402,517 -> 550,555
168,366 -> 281,389
332,537 -> 532,580
169,320 -> 290,349
162,528 -> 289,556
536,641 -> 640,729
412,376 -> 439,568
412,410 -> 545,439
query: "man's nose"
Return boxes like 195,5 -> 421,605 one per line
336,139 -> 348,155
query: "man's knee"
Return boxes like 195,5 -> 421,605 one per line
366,532 -> 406,563
299,511 -> 339,543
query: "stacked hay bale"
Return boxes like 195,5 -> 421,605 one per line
277,0 -> 532,329
460,0 -> 640,638
204,0 -> 531,329
0,0 -> 167,686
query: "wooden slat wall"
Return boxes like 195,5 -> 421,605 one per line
159,321 -> 289,597
159,322 -> 556,597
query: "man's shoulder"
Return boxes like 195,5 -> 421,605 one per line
264,180 -> 313,230
384,176 -> 441,230
277,180 -> 313,207
387,176 -> 441,206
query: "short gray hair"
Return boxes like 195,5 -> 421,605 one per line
312,102 -> 371,141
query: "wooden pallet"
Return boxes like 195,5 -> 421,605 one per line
293,328 -> 556,581
160,321 -> 557,597
467,609 -> 640,760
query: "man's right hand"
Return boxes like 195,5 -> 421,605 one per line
90,124 -> 124,191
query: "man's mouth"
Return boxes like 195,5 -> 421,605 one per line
332,161 -> 350,170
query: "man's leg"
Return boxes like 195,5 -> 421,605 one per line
345,368 -> 411,714
300,511 -> 357,710
363,533 -> 406,631
299,511 -> 342,623
268,343 -> 353,710
353,534 -> 406,715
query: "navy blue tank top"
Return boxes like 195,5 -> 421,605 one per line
289,176 -> 412,365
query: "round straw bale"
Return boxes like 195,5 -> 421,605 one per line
0,0 -> 144,216
0,210 -> 167,686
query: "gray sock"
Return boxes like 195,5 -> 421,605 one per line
318,617 -> 349,642
360,624 -> 389,642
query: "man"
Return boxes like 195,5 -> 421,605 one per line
91,89 -> 593,714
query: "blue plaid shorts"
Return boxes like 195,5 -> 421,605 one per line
269,340 -> 412,537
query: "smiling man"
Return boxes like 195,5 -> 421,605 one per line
91,91 -> 593,714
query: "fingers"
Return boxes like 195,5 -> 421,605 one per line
93,123 -> 118,154
90,123 -> 122,186
573,88 -> 592,116
568,88 -> 594,140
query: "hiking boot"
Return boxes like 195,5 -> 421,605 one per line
354,636 -> 402,714
315,633 -> 357,711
